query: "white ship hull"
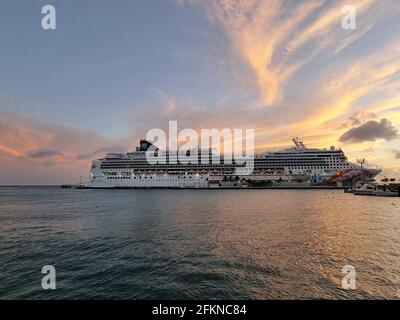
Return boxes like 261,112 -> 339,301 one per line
87,172 -> 210,188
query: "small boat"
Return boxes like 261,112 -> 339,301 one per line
353,182 -> 400,197
374,184 -> 400,197
374,189 -> 399,197
353,183 -> 376,196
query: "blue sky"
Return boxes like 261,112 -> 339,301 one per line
1,0 -> 231,137
1,0 -> 400,184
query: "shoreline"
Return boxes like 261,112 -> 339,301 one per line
1,185 -> 343,190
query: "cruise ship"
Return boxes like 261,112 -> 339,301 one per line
87,138 -> 381,188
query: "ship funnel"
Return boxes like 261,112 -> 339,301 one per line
139,140 -> 157,152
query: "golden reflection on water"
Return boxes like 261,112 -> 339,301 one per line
1,187 -> 400,299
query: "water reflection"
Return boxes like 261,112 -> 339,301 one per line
0,187 -> 399,299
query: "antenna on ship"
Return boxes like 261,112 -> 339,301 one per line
357,158 -> 365,181
292,137 -> 306,149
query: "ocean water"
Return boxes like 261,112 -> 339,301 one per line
0,186 -> 400,300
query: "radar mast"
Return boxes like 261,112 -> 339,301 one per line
292,137 -> 306,149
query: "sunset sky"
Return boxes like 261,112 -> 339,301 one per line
1,0 -> 400,184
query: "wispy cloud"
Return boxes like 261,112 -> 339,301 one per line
76,146 -> 127,160
27,149 -> 62,159
187,0 -> 382,106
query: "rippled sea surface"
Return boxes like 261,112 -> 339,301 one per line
1,186 -> 400,299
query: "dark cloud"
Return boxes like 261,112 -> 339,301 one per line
395,152 -> 400,159
76,146 -> 126,160
339,118 -> 399,143
27,149 -> 62,158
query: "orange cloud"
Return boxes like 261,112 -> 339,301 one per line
0,112 -> 135,184
189,0 -> 383,106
